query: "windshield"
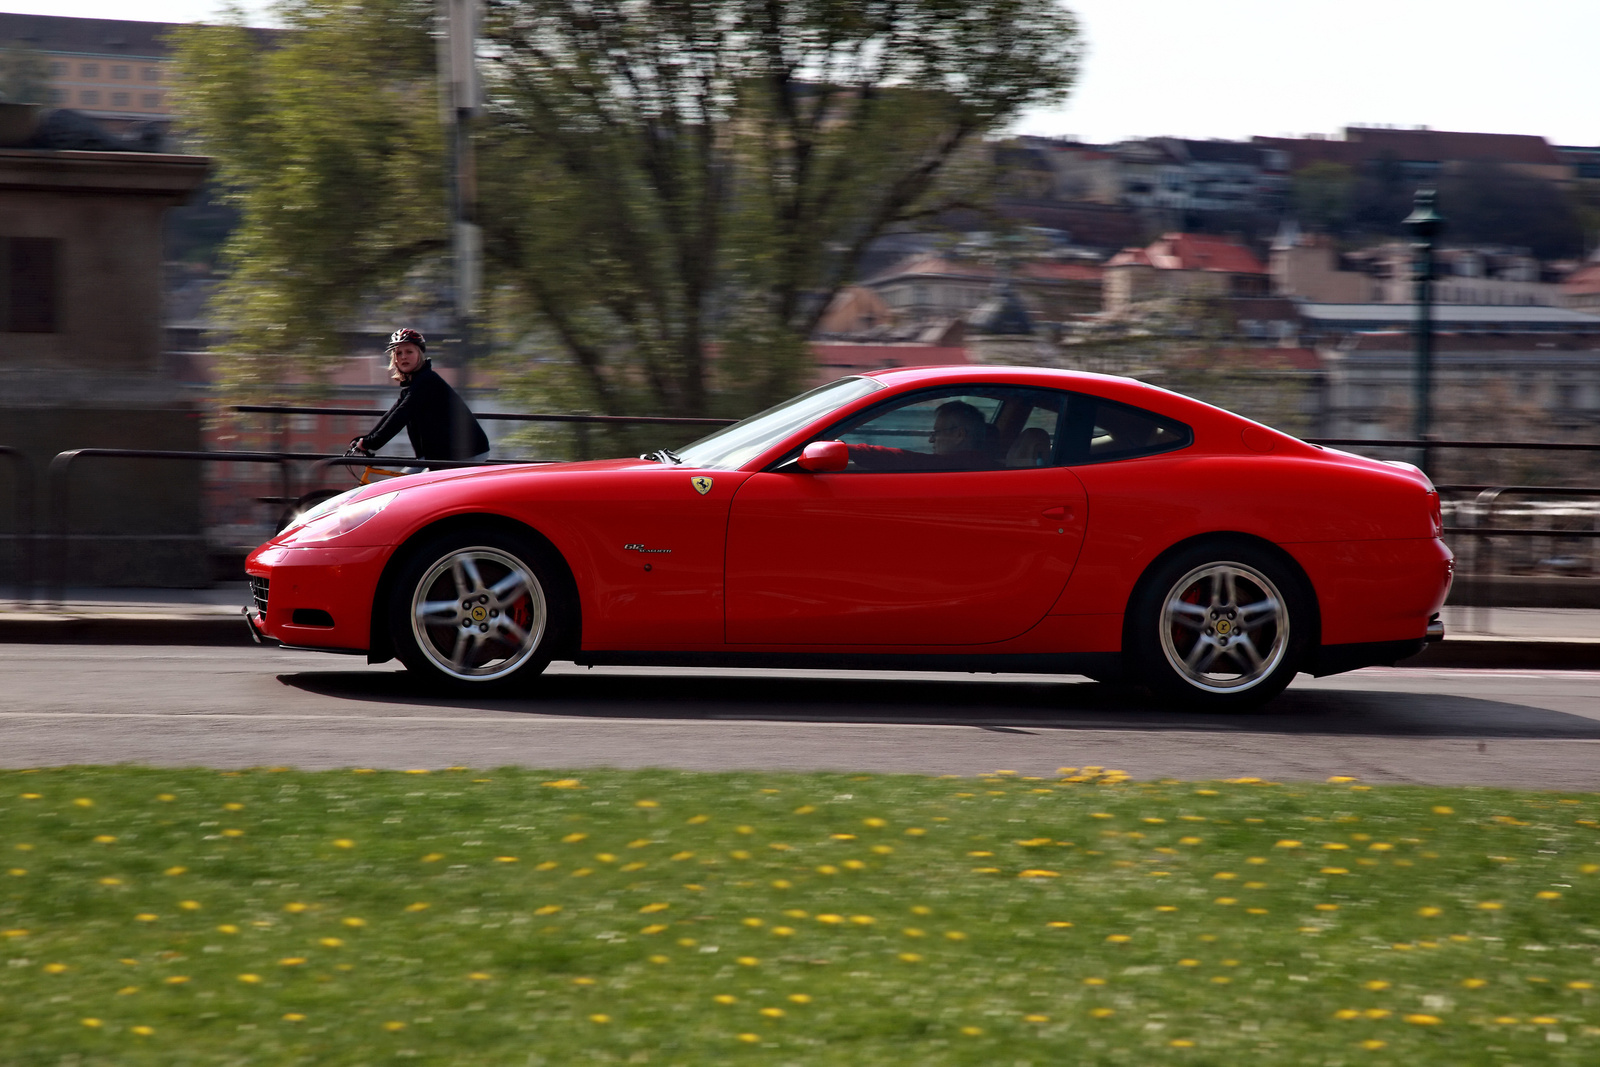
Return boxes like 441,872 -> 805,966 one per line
674,377 -> 884,470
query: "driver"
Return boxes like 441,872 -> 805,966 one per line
352,328 -> 490,469
847,400 -> 996,471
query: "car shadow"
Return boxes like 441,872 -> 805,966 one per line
274,666 -> 1600,740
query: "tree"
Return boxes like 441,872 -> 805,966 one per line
173,0 -> 1082,415
0,44 -> 49,104
1289,161 -> 1356,235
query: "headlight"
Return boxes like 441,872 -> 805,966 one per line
284,491 -> 400,544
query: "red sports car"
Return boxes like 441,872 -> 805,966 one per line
245,366 -> 1451,708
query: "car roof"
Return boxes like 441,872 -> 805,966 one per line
858,364 -> 1208,414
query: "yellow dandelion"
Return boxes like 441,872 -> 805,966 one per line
43,963 -> 68,974
1417,906 -> 1442,917
135,913 -> 157,922
794,805 -> 816,815
1090,1007 -> 1115,1018
640,902 -> 670,913
1536,891 -> 1561,900
1364,980 -> 1390,991
73,798 -> 94,808
648,954 -> 669,964
1322,867 -> 1350,875
572,977 -> 596,986
238,974 -> 261,983
713,994 -> 738,1005
534,905 -> 561,916
221,829 -> 244,838
217,924 -> 238,934
849,915 -> 875,925
686,814 -> 710,824
1047,921 -> 1073,928
281,1013 -> 305,1022
561,832 -> 587,844
164,976 -> 189,985
635,799 -> 659,808
383,1021 -> 406,1031
81,1018 -> 102,1028
759,1007 -> 785,1018
1106,934 -> 1131,943
1215,897 -> 1238,905
737,1033 -> 759,1043
1275,840 -> 1302,848
342,918 -> 366,928
1314,903 -> 1339,911
130,1025 -> 154,1036
117,986 -> 139,995
1431,806 -> 1454,815
1403,1014 -> 1441,1025
871,845 -> 894,855
771,879 -> 792,889
279,957 -> 306,966
405,902 -> 429,912
1461,978 -> 1487,988
944,930 -> 967,941
319,937 -> 343,948
1365,1009 -> 1390,1019
899,952 -> 923,962
1024,1013 -> 1049,1023
1170,1039 -> 1195,1048
1155,906 -> 1178,913
771,926 -> 794,937
495,856 -> 518,864
960,1026 -> 983,1036
1360,1039 -> 1387,1050
737,956 -> 759,966
817,913 -> 844,924
1477,902 -> 1503,910
1083,977 -> 1106,986
468,972 -> 491,981
284,902 -> 308,913
1019,869 -> 1061,879
641,924 -> 668,935
788,994 -> 812,1004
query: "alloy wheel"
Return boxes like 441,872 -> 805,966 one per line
409,546 -> 547,681
1158,561 -> 1288,694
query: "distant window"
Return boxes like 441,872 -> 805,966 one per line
49,61 -> 67,76
80,63 -> 99,77
80,90 -> 99,105
141,93 -> 160,108
0,237 -> 60,334
111,92 -> 129,107
111,65 -> 130,79
49,89 -> 65,104
142,66 -> 161,81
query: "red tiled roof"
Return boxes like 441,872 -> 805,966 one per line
1562,263 -> 1600,295
865,255 -> 1102,286
1108,233 -> 1265,275
809,343 -> 968,381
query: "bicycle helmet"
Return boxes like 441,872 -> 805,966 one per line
386,327 -> 426,352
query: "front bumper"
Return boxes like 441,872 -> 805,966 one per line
245,543 -> 390,653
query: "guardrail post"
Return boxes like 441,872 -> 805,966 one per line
0,447 -> 34,605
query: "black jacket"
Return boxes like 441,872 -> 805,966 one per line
363,361 -> 490,460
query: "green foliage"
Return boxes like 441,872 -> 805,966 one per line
172,0 -> 1082,416
169,0 -> 446,381
1291,161 -> 1357,235
2,766 -> 1598,1064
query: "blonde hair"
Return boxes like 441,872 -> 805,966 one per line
386,346 -> 423,383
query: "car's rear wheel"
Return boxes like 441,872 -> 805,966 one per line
388,528 -> 564,691
1128,541 -> 1311,709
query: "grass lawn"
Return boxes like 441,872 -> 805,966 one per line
1,765 -> 1597,1065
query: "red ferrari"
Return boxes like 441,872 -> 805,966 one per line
245,366 -> 1451,708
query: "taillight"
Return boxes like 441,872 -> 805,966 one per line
1427,491 -> 1442,536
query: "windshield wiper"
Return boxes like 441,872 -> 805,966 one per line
639,449 -> 683,464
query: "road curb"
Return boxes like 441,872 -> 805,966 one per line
2,615 -> 1598,668
0,616 -> 256,647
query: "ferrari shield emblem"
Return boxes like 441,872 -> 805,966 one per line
691,475 -> 713,495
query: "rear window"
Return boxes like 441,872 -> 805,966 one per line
1060,394 -> 1193,464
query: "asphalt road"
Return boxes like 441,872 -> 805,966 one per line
2,646 -> 1598,790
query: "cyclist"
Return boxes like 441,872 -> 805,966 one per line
351,328 -> 490,470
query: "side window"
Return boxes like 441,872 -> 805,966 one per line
808,386 -> 1069,473
1062,394 -> 1192,464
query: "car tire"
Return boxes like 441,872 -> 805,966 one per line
387,527 -> 568,692
1127,539 -> 1312,710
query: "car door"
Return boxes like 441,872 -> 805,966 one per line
724,386 -> 1088,646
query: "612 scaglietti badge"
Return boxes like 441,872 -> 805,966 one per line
245,366 -> 1451,708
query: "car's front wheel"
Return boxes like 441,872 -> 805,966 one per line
1128,541 -> 1311,709
388,528 -> 564,691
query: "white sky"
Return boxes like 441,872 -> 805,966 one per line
10,0 -> 1599,147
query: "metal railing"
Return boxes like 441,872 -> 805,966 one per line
234,404 -> 735,461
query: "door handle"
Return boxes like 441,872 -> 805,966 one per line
1043,506 -> 1071,521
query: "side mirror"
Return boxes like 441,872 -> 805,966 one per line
796,440 -> 849,473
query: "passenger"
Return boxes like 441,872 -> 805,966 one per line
847,401 -> 997,471
1006,426 -> 1052,468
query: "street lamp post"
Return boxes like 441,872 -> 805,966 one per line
440,0 -> 482,459
1402,188 -> 1444,476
